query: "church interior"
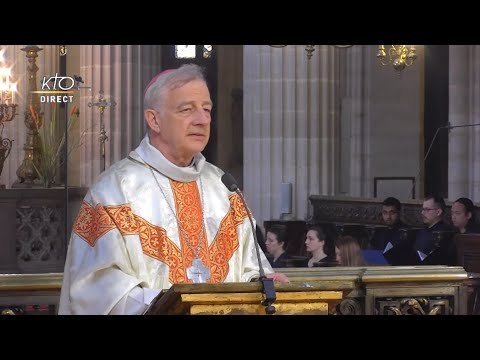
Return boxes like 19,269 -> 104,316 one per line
0,45 -> 478,315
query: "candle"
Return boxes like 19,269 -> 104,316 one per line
0,75 -> 5,105
5,68 -> 9,88
11,83 -> 16,105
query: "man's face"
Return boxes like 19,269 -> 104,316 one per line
149,79 -> 212,166
451,201 -> 471,230
382,205 -> 399,226
422,199 -> 442,226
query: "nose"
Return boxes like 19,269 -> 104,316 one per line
192,109 -> 211,125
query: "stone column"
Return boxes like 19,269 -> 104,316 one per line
79,45 -> 162,186
448,45 -> 480,202
343,45 -> 372,197
448,45 -> 469,200
244,45 -> 340,226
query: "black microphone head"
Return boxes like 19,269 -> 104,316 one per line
221,172 -> 239,192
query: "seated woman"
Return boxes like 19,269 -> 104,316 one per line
265,225 -> 289,268
304,226 -> 335,267
334,235 -> 366,266
451,197 -> 480,234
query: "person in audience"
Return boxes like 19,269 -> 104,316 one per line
265,224 -> 289,268
373,196 -> 410,250
416,195 -> 456,265
451,197 -> 480,234
304,226 -> 335,267
382,197 -> 407,228
256,225 -> 268,254
421,195 -> 452,232
334,235 -> 366,266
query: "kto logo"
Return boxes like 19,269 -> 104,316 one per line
34,73 -> 90,103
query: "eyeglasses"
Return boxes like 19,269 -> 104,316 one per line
422,208 -> 439,212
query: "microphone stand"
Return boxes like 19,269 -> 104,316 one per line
235,190 -> 277,315
409,123 -> 480,199
221,172 -> 276,314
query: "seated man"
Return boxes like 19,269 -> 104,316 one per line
415,195 -> 455,265
451,197 -> 480,234
372,197 -> 415,265
372,197 -> 408,248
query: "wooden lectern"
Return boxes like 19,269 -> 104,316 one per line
144,282 -> 343,315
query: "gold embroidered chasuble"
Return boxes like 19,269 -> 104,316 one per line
59,136 -> 272,314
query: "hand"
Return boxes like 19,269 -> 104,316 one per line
266,272 -> 289,283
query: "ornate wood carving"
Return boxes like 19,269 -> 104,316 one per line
0,188 -> 87,273
17,207 -> 64,272
377,296 -> 451,315
337,298 -> 363,315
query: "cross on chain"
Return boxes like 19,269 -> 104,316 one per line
186,258 -> 211,284
88,91 -> 116,172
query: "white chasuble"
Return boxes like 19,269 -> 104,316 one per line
59,136 -> 272,315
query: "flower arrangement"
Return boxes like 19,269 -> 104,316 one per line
30,103 -> 84,188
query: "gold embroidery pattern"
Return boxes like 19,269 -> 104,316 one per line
208,193 -> 247,282
72,191 -> 248,284
135,215 -> 185,284
228,192 -> 249,223
73,201 -> 116,246
104,205 -> 139,234
73,201 -> 185,282
170,180 -> 209,283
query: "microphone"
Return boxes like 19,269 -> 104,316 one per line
409,122 -> 480,198
443,122 -> 480,131
221,172 -> 276,315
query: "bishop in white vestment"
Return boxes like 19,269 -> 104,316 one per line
59,136 -> 273,314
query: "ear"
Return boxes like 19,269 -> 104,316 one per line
145,109 -> 160,133
467,212 -> 472,220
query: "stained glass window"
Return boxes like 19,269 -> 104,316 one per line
175,45 -> 196,59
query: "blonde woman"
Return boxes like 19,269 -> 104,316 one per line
334,236 -> 366,267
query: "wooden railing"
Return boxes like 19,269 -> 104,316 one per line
0,267 -> 469,315
0,273 -> 62,315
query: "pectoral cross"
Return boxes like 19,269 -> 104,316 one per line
187,258 -> 211,284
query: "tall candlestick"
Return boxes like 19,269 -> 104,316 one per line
0,49 -> 17,189
13,45 -> 43,187
11,84 -> 15,104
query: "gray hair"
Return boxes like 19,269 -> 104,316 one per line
143,63 -> 207,114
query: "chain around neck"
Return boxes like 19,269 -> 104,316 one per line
127,154 -> 208,259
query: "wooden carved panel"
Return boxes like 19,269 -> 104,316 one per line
376,296 -> 452,315
309,195 -> 466,228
